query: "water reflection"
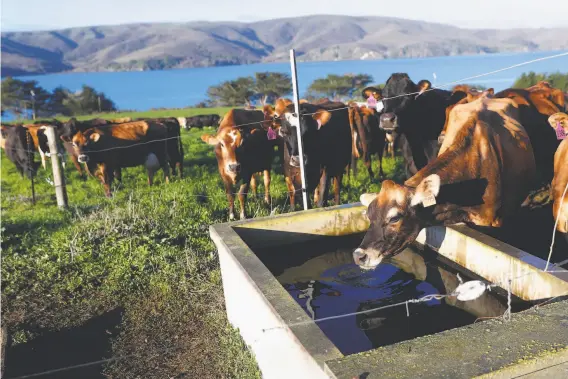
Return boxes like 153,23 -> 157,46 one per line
275,244 -> 508,354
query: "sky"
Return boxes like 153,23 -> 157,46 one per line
1,0 -> 566,32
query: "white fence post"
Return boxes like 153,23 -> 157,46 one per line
45,126 -> 68,208
289,49 -> 309,211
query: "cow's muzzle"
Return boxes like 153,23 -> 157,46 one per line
227,163 -> 241,173
290,154 -> 308,168
78,154 -> 89,163
379,112 -> 398,132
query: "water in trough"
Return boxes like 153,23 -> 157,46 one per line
256,235 -> 532,355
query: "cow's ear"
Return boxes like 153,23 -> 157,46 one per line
360,193 -> 378,207
90,132 -> 101,142
486,88 -> 495,95
263,105 -> 274,115
312,110 -> 332,129
411,174 -> 441,207
201,134 -> 219,145
548,112 -> 568,131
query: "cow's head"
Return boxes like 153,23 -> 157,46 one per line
60,118 -> 80,142
72,129 -> 103,163
201,127 -> 243,177
278,103 -> 332,168
548,112 -> 568,138
353,175 -> 441,270
379,73 -> 427,132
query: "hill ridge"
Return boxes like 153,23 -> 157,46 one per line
2,15 -> 567,77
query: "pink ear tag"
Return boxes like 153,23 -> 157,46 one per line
317,119 -> 322,130
556,122 -> 566,140
267,127 -> 277,140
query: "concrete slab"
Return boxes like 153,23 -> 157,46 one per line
325,300 -> 568,379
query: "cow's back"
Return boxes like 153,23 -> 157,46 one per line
439,97 -> 536,220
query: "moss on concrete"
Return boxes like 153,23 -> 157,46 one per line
325,300 -> 568,379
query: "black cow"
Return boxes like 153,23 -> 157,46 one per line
379,74 -> 452,178
137,117 -> 185,178
278,102 -> 352,208
1,124 -> 40,178
180,114 -> 221,130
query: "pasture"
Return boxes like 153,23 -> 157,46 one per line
0,108 -> 403,378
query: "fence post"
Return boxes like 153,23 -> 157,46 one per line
44,126 -> 68,209
289,49 -> 309,211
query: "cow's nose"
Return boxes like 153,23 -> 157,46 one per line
228,163 -> 240,172
78,154 -> 89,163
353,248 -> 368,266
290,154 -> 307,167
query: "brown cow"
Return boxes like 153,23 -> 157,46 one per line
547,112 -> 568,236
438,86 -> 493,145
353,95 -> 536,269
349,104 -> 387,179
201,109 -> 275,220
495,84 -> 564,186
72,121 -> 170,197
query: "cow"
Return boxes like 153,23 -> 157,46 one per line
547,112 -> 568,239
1,124 -> 40,178
349,104 -> 387,180
379,74 -> 453,179
495,84 -> 565,186
438,86 -> 493,146
200,109 -> 275,220
180,114 -> 221,130
71,121 -> 171,197
137,117 -> 184,178
277,101 -> 352,208
353,95 -> 536,269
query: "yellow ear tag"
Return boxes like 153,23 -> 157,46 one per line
422,194 -> 437,207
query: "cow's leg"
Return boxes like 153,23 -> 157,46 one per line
314,184 -> 320,206
238,177 -> 251,220
285,176 -> 296,210
263,169 -> 271,205
176,160 -> 183,179
115,168 -> 122,183
39,150 -> 46,170
250,174 -> 258,197
317,169 -> 330,208
97,164 -> 113,198
334,173 -> 343,205
364,150 -> 374,179
224,181 -> 236,220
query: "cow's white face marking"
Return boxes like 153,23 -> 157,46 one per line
228,130 -> 238,144
284,113 -> 299,128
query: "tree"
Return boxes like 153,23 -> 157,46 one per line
61,85 -> 117,115
1,78 -> 117,118
308,74 -> 373,100
207,77 -> 255,107
513,71 -> 568,91
252,72 -> 292,105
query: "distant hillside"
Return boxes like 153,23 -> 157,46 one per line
2,15 -> 568,77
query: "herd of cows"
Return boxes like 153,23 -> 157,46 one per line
1,73 -> 567,265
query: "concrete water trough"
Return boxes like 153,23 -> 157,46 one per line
209,203 -> 568,379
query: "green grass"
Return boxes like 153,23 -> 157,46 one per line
1,108 -> 404,378
5,106 -> 233,124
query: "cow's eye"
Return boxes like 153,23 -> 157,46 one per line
388,214 -> 402,223
220,142 -> 225,147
